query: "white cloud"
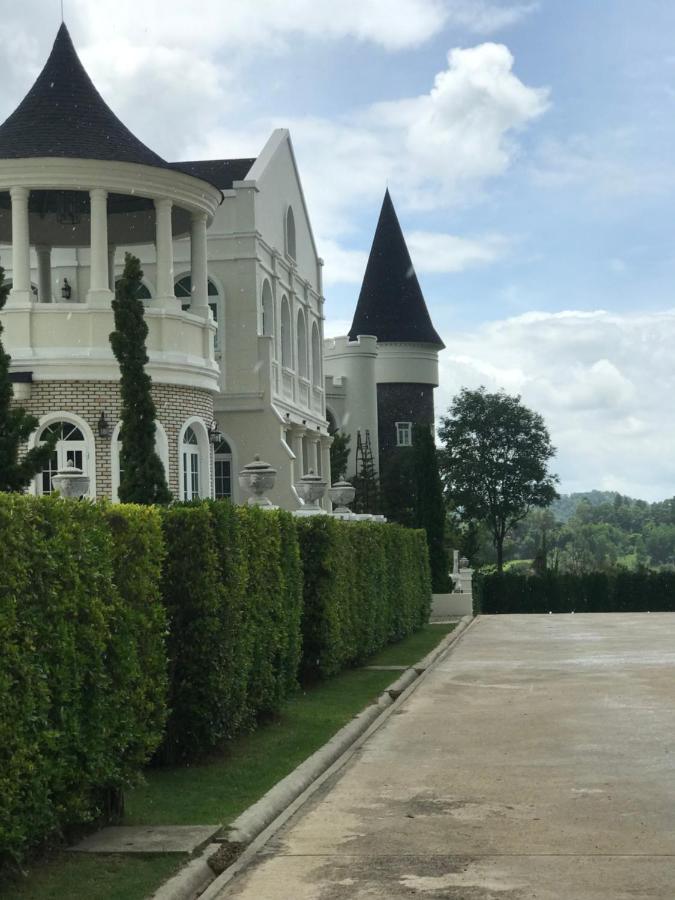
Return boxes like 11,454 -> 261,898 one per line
436,309 -> 675,500
191,43 -> 547,277
407,230 -> 510,272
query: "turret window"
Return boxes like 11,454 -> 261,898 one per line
396,422 -> 412,447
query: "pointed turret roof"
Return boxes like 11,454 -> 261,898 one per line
348,190 -> 444,347
0,23 -> 169,170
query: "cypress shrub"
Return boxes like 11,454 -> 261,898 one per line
0,496 -> 167,866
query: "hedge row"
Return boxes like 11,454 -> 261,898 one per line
0,496 -> 166,867
298,519 -> 431,680
159,502 -> 302,763
477,570 -> 675,614
0,498 -> 431,864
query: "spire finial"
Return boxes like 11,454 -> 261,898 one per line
60,0 -> 64,22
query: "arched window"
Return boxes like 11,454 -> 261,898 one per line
285,206 -> 296,260
37,419 -> 90,496
114,278 -> 152,301
261,279 -> 274,338
311,321 -> 321,386
175,275 -> 221,350
179,419 -> 210,501
297,309 -> 308,378
214,438 -> 232,500
281,296 -> 292,368
182,426 -> 200,500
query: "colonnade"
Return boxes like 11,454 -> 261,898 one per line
5,187 -> 210,313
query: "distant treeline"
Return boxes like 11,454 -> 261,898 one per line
474,491 -> 675,573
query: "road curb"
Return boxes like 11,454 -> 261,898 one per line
151,615 -> 475,900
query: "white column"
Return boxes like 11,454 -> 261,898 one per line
108,244 -> 116,291
155,197 -> 178,309
290,425 -> 306,486
8,186 -> 32,306
87,188 -> 112,307
190,211 -> 209,315
36,245 -> 52,303
320,435 -> 333,509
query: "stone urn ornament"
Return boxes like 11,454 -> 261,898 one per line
238,455 -> 277,508
328,479 -> 356,515
51,460 -> 90,499
294,470 -> 328,516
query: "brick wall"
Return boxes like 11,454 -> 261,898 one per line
13,380 -> 214,499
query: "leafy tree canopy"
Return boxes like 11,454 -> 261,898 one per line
438,387 -> 558,571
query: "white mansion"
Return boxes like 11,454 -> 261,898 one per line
0,25 -> 443,508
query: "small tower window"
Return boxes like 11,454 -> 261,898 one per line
396,422 -> 412,447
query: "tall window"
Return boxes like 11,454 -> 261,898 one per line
285,206 -> 296,260
182,426 -> 201,500
281,296 -> 292,368
38,420 -> 88,495
175,275 -> 220,350
311,321 -> 321,386
396,421 -> 413,447
261,279 -> 274,339
214,438 -> 232,500
297,309 -> 308,378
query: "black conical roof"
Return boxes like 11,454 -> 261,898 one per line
0,24 -> 169,169
348,189 -> 444,347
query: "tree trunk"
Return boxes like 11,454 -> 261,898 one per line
496,539 -> 504,573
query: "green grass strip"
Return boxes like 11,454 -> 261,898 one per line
3,623 -> 454,899
1,854 -> 180,900
365,623 -> 456,667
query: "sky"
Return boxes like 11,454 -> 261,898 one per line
2,0 -> 675,500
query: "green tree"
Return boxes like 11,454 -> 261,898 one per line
329,430 -> 351,481
351,440 -> 379,515
412,424 -> 450,591
110,253 -> 172,504
0,267 -> 55,491
438,387 -> 558,572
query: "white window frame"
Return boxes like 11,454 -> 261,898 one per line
30,412 -> 97,498
396,421 -> 413,447
178,417 -> 212,501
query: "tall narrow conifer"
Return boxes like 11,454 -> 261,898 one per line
110,253 -> 171,504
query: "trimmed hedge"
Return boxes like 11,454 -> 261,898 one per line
158,503 -> 303,762
297,519 -> 431,680
0,497 -> 167,866
1,495 -> 431,862
477,570 -> 675,614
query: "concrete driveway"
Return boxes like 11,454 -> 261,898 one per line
216,614 -> 675,899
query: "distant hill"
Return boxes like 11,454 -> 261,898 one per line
551,491 -> 628,523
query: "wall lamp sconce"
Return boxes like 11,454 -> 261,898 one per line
97,411 -> 113,440
208,420 -> 225,445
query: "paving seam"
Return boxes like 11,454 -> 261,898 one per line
192,615 -> 480,900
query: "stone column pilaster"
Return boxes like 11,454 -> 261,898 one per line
190,212 -> 209,315
8,186 -> 32,306
87,189 -> 113,307
155,197 -> 179,309
36,245 -> 52,303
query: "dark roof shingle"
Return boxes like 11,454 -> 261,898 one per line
348,189 -> 444,347
0,23 -> 169,170
169,159 -> 255,190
